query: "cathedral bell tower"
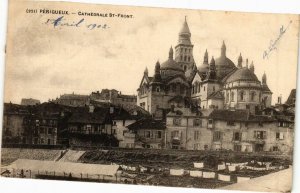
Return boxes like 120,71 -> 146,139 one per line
175,17 -> 195,73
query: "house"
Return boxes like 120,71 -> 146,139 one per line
165,107 -> 212,150
127,118 -> 166,149
2,103 -> 29,144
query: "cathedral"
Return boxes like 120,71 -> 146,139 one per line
137,18 -> 272,115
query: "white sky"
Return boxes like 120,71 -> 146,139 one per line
4,1 -> 299,104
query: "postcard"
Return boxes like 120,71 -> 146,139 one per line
1,0 -> 299,192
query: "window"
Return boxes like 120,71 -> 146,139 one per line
184,65 -> 187,71
172,84 -> 176,92
278,122 -> 289,127
145,131 -> 151,138
180,85 -> 185,94
213,86 -> 215,92
40,138 -> 45,144
155,131 -> 162,139
193,119 -> 202,127
208,119 -> 213,125
156,87 -> 160,92
173,118 -> 181,126
276,132 -> 284,140
251,92 -> 256,101
193,143 -> 200,150
204,86 -> 206,91
180,55 -> 183,61
188,56 -> 190,62
240,90 -> 245,101
184,56 -> 187,61
234,144 -> 242,152
198,84 -> 201,93
231,91 -> 235,101
48,128 -> 53,135
254,131 -> 266,139
226,92 -> 229,103
171,130 -> 180,139
233,132 -> 241,141
194,131 -> 200,140
213,131 -> 221,141
273,146 -> 279,151
227,121 -> 235,126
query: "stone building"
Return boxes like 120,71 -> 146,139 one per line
20,98 -> 41,106
127,118 -> 166,149
2,103 -> 29,144
165,108 -> 212,150
137,18 -> 273,115
22,103 -> 71,145
90,89 -> 137,111
134,18 -> 296,153
208,109 -> 294,153
53,93 -> 90,107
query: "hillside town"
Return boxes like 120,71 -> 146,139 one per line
2,19 -> 296,153
1,18 -> 296,190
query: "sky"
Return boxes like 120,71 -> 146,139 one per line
4,0 -> 300,104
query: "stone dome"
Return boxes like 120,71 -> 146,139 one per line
198,64 -> 209,74
161,47 -> 184,74
215,56 -> 237,79
161,59 -> 183,72
225,67 -> 259,83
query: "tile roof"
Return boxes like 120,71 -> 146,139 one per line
127,118 -> 166,130
209,109 -> 249,121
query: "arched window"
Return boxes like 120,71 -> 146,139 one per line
240,90 -> 245,101
185,48 -> 187,53
251,92 -> 256,101
156,87 -> 160,92
172,84 -> 176,92
184,56 -> 187,61
180,85 -> 185,94
184,65 -> 187,71
231,91 -> 235,101
180,55 -> 183,61
188,56 -> 190,62
226,92 -> 229,103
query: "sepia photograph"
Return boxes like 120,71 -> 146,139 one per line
1,0 -> 299,192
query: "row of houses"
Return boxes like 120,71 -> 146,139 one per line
2,102 -> 147,147
2,93 -> 295,153
125,106 -> 294,153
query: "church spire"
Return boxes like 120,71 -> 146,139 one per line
155,61 -> 160,73
169,46 -> 174,59
262,71 -> 267,85
221,40 -> 226,57
245,58 -> 249,68
206,56 -> 216,80
152,61 -> 162,83
250,61 -> 255,72
204,49 -> 208,64
178,17 -> 191,45
238,53 -> 243,68
144,67 -> 148,76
